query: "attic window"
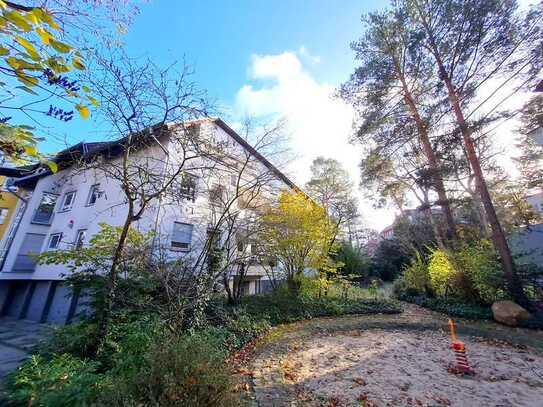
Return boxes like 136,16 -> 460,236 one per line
179,173 -> 197,201
209,184 -> 225,205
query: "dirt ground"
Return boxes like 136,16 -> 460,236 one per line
242,304 -> 543,407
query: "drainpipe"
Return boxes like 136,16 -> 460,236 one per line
0,188 -> 29,271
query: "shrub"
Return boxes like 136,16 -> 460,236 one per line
335,241 -> 371,278
6,354 -> 103,407
400,295 -> 493,320
371,239 -> 410,281
38,321 -> 99,360
402,252 -> 431,296
427,249 -> 458,297
98,333 -> 239,407
454,240 -> 507,304
240,292 -> 402,325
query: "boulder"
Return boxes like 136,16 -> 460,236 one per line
491,300 -> 531,326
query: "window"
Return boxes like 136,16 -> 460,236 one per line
13,233 -> 46,272
171,222 -> 193,251
86,184 -> 100,206
250,242 -> 258,256
207,228 -> 222,249
179,173 -> 197,201
32,192 -> 58,224
0,208 -> 8,224
48,233 -> 62,249
209,184 -> 225,205
60,191 -> 76,211
75,229 -> 87,250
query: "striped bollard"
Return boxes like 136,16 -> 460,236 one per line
447,319 -> 475,375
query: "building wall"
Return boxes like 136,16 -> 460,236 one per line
0,176 -> 19,241
0,120 -> 291,323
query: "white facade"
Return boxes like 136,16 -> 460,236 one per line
0,119 -> 294,322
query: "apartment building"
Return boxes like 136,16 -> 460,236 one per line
0,118 -> 296,324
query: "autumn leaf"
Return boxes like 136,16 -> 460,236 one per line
75,104 -> 90,119
4,10 -> 32,31
50,39 -> 72,53
36,27 -> 53,45
15,36 -> 39,60
72,57 -> 86,70
16,85 -> 38,95
46,161 -> 58,173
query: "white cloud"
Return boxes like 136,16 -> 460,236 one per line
234,50 -> 396,230
298,46 -> 321,64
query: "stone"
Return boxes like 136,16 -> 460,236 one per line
491,301 -> 531,326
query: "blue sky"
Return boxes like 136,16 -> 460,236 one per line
122,1 -> 379,106
26,0 -> 397,229
10,0 -> 537,230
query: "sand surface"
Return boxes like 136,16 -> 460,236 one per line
275,329 -> 543,406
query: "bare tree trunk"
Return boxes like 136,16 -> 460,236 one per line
97,204 -> 134,339
223,270 -> 235,305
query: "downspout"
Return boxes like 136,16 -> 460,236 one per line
0,189 -> 29,271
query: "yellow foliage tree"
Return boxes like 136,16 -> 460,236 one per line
259,191 -> 340,294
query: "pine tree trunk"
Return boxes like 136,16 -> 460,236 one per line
398,74 -> 457,242
437,66 -> 527,305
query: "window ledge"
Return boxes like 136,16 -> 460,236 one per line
169,247 -> 191,252
30,221 -> 52,226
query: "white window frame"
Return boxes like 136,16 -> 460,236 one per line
171,222 -> 193,251
60,191 -> 76,212
32,192 -> 58,225
86,184 -> 100,206
48,232 -> 63,250
75,229 -> 87,250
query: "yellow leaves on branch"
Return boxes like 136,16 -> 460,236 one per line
0,3 -> 96,165
1,4 -> 93,117
262,191 -> 340,274
75,104 -> 90,119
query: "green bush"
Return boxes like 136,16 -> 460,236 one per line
38,321 -> 99,360
402,252 -> 431,296
335,241 -> 371,278
454,240 -> 507,304
98,332 -> 239,407
427,249 -> 458,297
240,292 -> 402,325
6,289 -> 402,406
6,354 -> 103,407
400,295 -> 493,320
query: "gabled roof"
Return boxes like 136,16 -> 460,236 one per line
211,118 -> 297,191
4,118 -> 299,191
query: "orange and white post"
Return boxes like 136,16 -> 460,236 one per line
447,319 -> 475,375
